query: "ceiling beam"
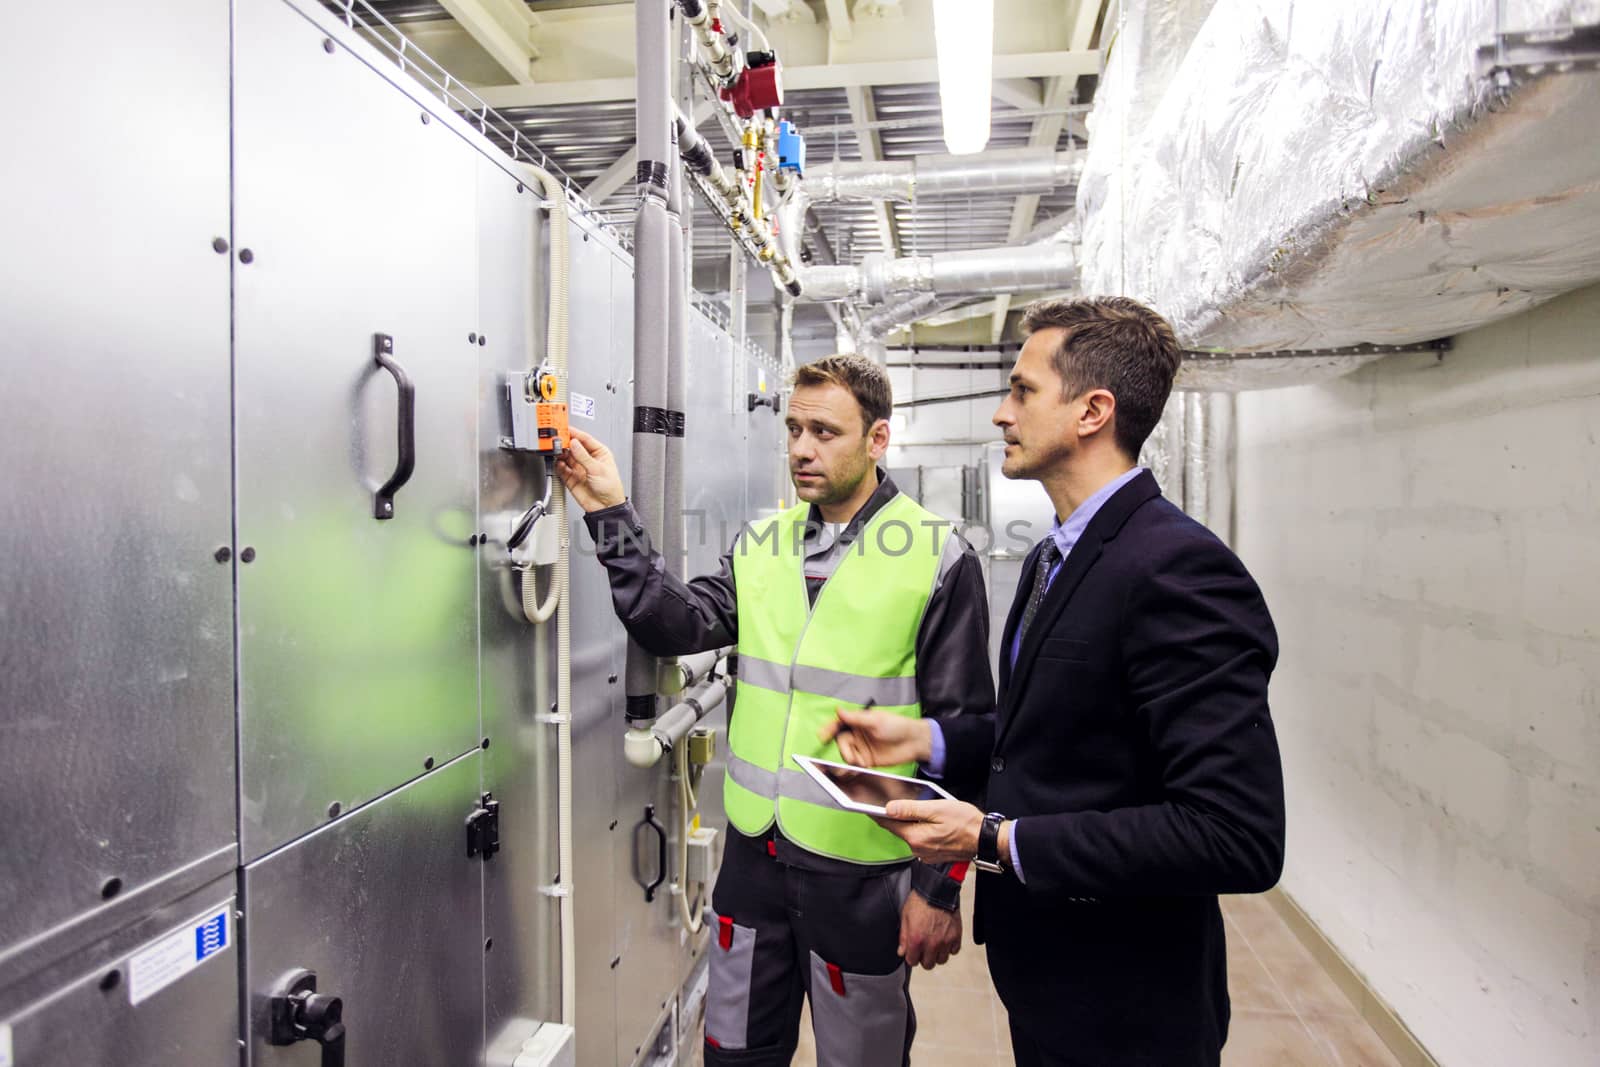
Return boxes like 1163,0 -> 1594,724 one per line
751,0 -> 815,21
992,78 -> 1045,111
1023,209 -> 1076,243
988,74 -> 1076,342
1068,0 -> 1105,53
437,0 -> 540,85
845,85 -> 898,259
823,0 -> 854,42
468,50 -> 1100,108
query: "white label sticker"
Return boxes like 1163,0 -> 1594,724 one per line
569,391 -> 597,420
128,905 -> 230,1006
0,1022 -> 12,1067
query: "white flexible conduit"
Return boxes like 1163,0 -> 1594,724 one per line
516,161 -> 576,1028
674,740 -> 704,934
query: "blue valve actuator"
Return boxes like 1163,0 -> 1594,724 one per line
776,120 -> 805,176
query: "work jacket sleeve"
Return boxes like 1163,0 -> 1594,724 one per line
583,500 -> 739,656
909,535 -> 998,910
916,537 -> 999,799
1011,533 -> 1286,899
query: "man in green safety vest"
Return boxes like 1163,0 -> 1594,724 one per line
557,355 -> 995,1067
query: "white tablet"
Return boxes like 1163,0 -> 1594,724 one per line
792,755 -> 958,817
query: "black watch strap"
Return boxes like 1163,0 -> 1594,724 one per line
975,812 -> 1004,872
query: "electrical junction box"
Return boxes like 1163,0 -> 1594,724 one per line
686,825 -> 720,886
524,501 -> 561,566
688,727 -> 717,766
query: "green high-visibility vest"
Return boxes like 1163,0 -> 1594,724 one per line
725,492 -> 952,864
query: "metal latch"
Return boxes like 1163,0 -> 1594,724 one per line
466,793 -> 501,860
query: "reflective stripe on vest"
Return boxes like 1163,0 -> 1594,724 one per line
725,492 -> 951,865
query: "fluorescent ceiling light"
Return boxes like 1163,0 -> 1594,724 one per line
932,0 -> 994,155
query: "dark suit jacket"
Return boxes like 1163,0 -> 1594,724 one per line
941,470 -> 1285,1067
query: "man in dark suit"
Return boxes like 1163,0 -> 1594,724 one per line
822,296 -> 1285,1066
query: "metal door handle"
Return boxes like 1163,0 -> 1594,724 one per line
372,333 -> 415,520
635,804 -> 668,902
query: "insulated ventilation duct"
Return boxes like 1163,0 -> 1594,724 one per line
1080,0 -> 1600,388
779,146 -> 1083,306
807,148 -> 1083,203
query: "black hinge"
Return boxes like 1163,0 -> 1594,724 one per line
466,793 -> 500,860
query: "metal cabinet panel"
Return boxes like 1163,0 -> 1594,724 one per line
241,751 -> 484,1067
565,219 -> 627,1067
476,158 -> 562,1052
233,0 -> 483,860
0,877 -> 238,1067
607,250 -> 687,1067
0,0 -> 235,971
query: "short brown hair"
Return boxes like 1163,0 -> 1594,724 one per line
1020,297 -> 1182,458
792,354 -> 893,432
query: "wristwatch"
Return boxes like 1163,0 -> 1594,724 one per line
975,811 -> 1006,873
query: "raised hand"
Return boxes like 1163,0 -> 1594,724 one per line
554,427 -> 626,512
818,707 -> 933,768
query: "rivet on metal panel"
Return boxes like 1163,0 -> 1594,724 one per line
481,737 -> 491,749
484,938 -> 493,952
608,673 -> 619,683
610,956 -> 621,969
421,112 -> 430,125
609,820 -> 618,831
212,237 -> 229,254
583,234 -> 589,242
424,757 -> 434,770
327,801 -> 342,819
322,37 -> 335,54
98,970 -> 121,993
478,335 -> 486,347
550,702 -> 558,713
469,332 -> 477,344
100,877 -> 122,899
240,546 -> 257,563
238,249 -> 254,264
516,183 -> 524,193
214,546 -> 232,563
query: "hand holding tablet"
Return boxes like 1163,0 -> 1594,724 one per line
791,755 -> 957,817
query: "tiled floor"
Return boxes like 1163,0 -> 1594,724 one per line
782,891 -> 1402,1066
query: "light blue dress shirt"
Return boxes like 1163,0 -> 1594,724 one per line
925,466 -> 1146,882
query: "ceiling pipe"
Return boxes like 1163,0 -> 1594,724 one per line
808,147 -> 1083,203
776,142 -> 1082,302
786,240 -> 1078,305
627,0 -> 673,727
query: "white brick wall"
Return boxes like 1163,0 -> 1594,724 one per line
1236,283 -> 1600,1066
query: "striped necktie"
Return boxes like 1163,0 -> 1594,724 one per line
1017,539 -> 1063,646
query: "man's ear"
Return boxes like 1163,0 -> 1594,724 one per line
1078,388 -> 1117,440
868,417 -> 892,459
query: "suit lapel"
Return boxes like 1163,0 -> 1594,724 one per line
996,471 -> 1163,748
